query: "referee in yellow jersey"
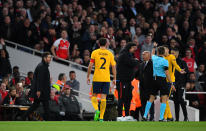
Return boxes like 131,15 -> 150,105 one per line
163,45 -> 186,121
87,38 -> 116,122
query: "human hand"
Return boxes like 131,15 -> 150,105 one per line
43,37 -> 49,44
87,77 -> 90,85
28,30 -> 32,37
37,91 -> 41,98
153,42 -> 158,47
54,56 -> 59,60
0,38 -> 5,45
171,84 -> 176,92
112,79 -> 116,86
91,35 -> 97,40
16,94 -> 19,98
73,44 -> 78,50
192,101 -> 199,107
180,69 -> 186,74
134,58 -> 139,61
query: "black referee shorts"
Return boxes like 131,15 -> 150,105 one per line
151,76 -> 169,96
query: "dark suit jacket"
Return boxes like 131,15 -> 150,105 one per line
139,60 -> 153,100
126,7 -> 138,19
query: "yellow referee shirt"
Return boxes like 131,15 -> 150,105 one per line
90,48 -> 116,82
164,54 -> 181,82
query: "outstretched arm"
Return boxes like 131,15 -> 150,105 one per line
171,56 -> 186,74
152,42 -> 158,56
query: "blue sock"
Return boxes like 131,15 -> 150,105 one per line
159,103 -> 166,120
143,101 -> 152,118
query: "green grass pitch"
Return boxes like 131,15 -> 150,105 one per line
0,121 -> 205,131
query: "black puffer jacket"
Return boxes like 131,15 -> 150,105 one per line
59,94 -> 80,114
175,57 -> 189,88
117,48 -> 139,82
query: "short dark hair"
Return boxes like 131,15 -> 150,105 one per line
99,38 -> 107,46
167,27 -> 176,32
69,71 -> 75,74
27,71 -> 33,76
120,39 -> 127,42
189,72 -> 195,75
127,42 -> 136,45
185,48 -> 192,53
2,76 -> 8,81
13,66 -> 19,70
48,25 -> 55,30
146,33 -> 152,37
171,47 -> 179,52
42,52 -> 51,59
123,42 -> 136,52
58,73 -> 65,81
162,44 -> 169,49
61,29 -> 67,33
157,46 -> 165,55
9,86 -> 16,93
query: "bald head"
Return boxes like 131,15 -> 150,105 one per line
142,51 -> 151,61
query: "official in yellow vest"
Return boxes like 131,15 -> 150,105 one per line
52,73 -> 67,92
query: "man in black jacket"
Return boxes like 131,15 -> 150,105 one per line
116,42 -> 139,117
2,86 -> 19,105
23,52 -> 52,120
0,39 -> 12,79
139,51 -> 154,121
59,85 -> 81,121
171,48 -> 189,121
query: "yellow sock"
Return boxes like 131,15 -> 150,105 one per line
164,108 -> 168,119
164,100 -> 173,119
167,101 -> 173,118
99,99 -> 106,119
91,96 -> 99,111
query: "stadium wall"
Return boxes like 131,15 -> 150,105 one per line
6,45 -> 199,121
6,46 -> 94,112
154,97 -> 199,121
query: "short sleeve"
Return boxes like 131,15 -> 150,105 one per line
110,53 -> 116,66
152,55 -> 157,61
164,59 -> 169,67
53,39 -> 60,47
90,51 -> 95,63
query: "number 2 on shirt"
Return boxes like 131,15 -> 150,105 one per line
100,57 -> 106,69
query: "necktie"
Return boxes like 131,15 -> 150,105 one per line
144,61 -> 147,69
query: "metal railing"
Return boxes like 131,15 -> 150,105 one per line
185,92 -> 206,94
5,40 -> 92,104
5,40 -> 90,71
5,40 -> 115,78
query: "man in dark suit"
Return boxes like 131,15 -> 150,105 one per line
139,51 -> 154,121
23,52 -> 52,120
126,0 -> 138,20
